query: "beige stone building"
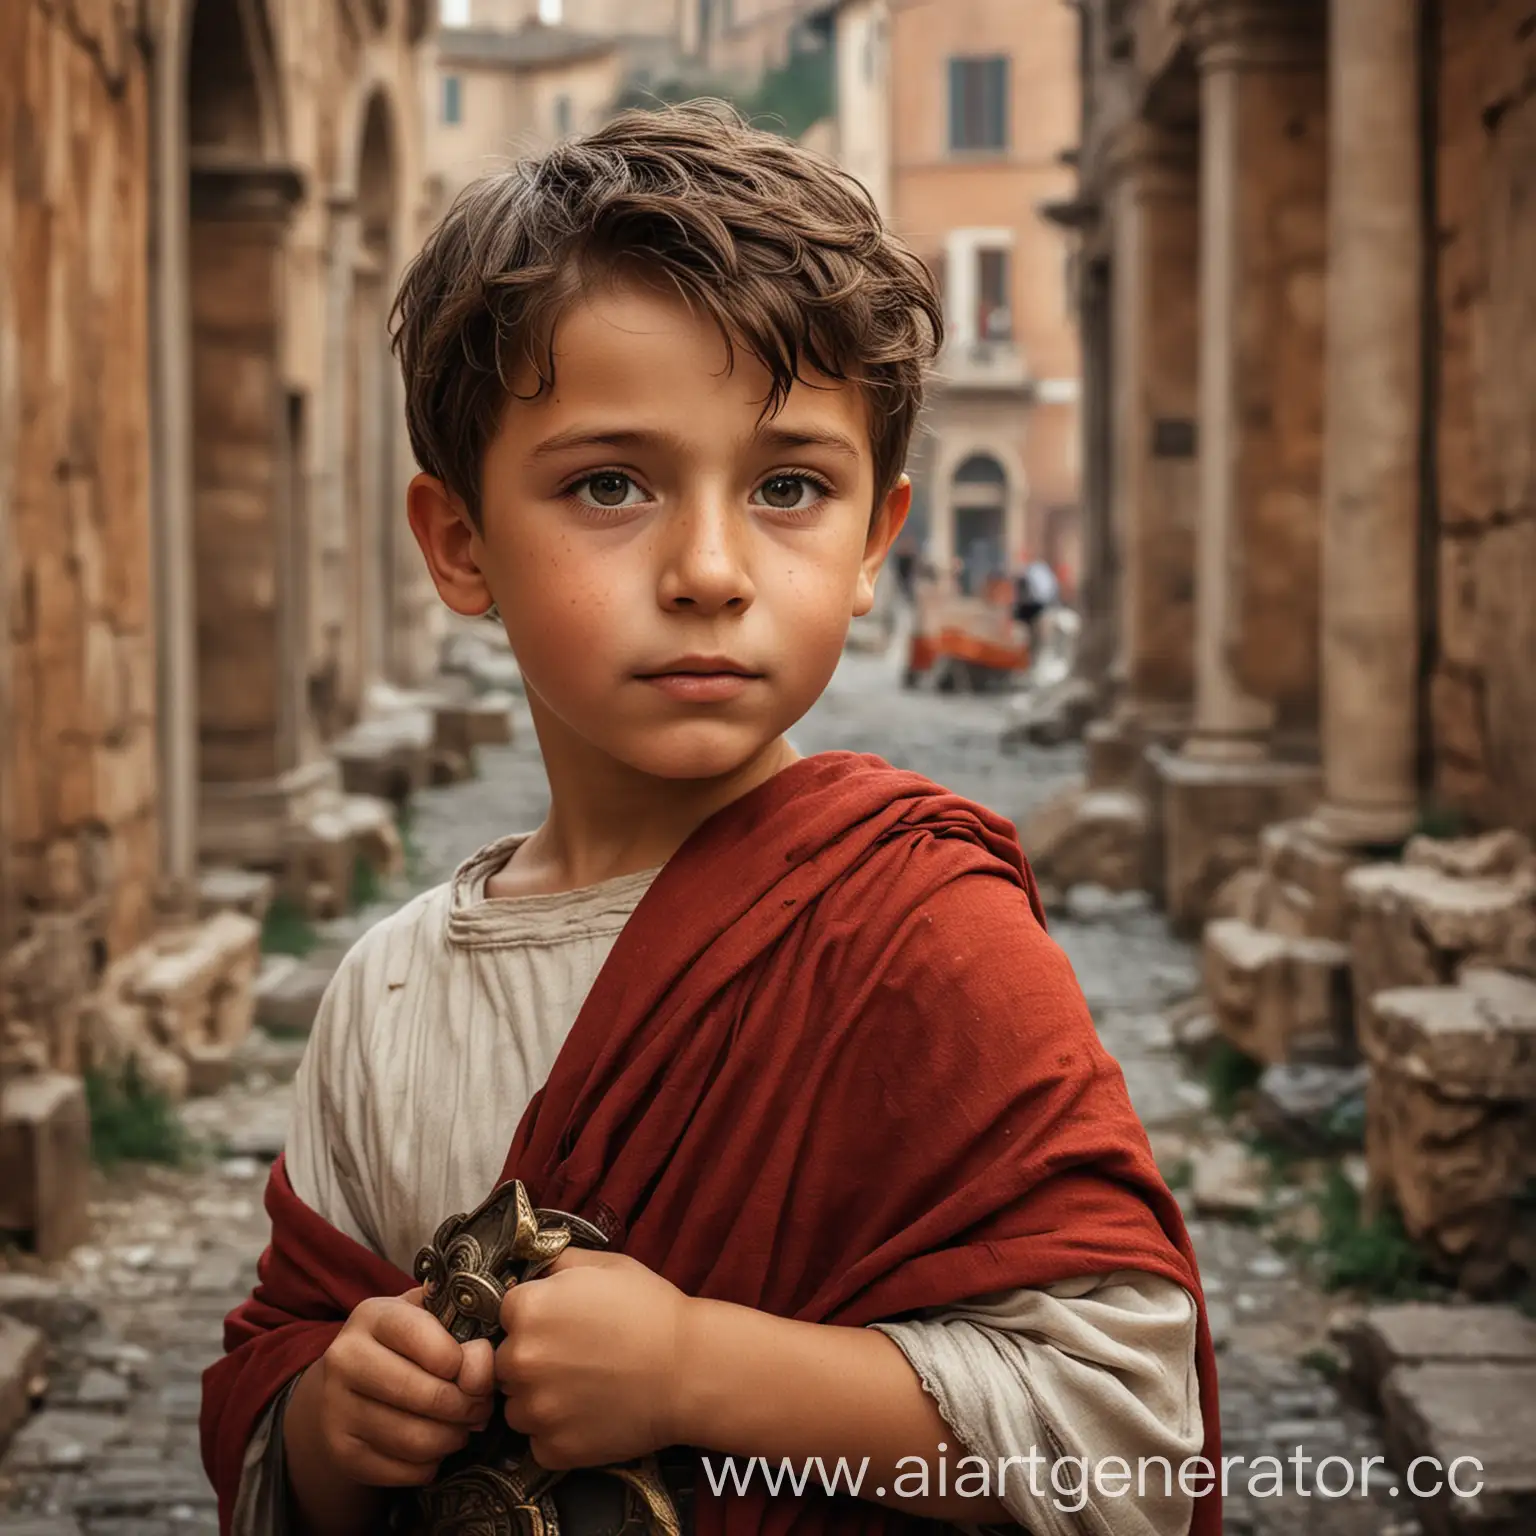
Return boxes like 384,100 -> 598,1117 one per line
1032,0 -> 1536,1297
881,0 -> 1082,588
427,2 -> 686,207
1,0 -> 439,1255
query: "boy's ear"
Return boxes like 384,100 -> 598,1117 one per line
407,473 -> 497,618
853,474 -> 911,617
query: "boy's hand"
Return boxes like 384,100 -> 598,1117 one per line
496,1250 -> 691,1469
312,1287 -> 496,1487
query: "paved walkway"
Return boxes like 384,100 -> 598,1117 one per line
0,652 -> 1416,1536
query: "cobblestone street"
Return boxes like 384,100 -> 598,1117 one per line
1,654 -> 1412,1536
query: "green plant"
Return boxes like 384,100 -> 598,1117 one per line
396,803 -> 427,886
1298,1346 -> 1343,1383
1412,802 -> 1468,843
1297,1169 -> 1440,1300
351,854 -> 384,912
261,894 -> 319,958
85,1060 -> 196,1169
1205,1039 -> 1264,1120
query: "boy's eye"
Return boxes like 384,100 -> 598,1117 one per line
753,475 -> 824,512
574,472 -> 644,509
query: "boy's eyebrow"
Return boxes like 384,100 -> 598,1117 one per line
527,425 -> 863,461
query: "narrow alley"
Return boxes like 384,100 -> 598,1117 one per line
2,654 -> 1412,1536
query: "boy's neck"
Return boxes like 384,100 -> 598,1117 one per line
485,725 -> 801,899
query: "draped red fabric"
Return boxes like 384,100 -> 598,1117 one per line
202,752 -> 1220,1536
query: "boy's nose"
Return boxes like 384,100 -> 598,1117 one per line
657,500 -> 755,615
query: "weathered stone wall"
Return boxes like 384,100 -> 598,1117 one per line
0,1 -> 160,1080
1433,0 -> 1536,836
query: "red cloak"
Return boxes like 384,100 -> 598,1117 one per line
203,751 -> 1221,1535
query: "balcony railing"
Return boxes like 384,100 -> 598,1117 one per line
935,338 -> 1030,392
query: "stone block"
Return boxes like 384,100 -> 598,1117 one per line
198,866 -> 276,923
1252,1061 -> 1369,1152
255,954 -> 337,1036
1084,717 -> 1143,791
1341,1303 -> 1536,1408
1260,818 -> 1356,938
1405,830 -> 1535,883
1018,785 -> 1149,894
338,795 -> 404,884
434,692 -> 514,757
1152,749 -> 1323,936
1348,863 -> 1536,1012
1189,1138 -> 1268,1217
4,1405 -> 131,1470
1203,918 -> 1354,1065
1380,1361 -> 1536,1536
1365,970 -> 1536,1101
1363,971 -> 1536,1290
0,1312 -> 47,1457
129,914 -> 260,1096
0,1072 -> 91,1260
334,712 -> 434,804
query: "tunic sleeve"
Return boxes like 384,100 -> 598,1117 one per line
230,945 -> 386,1536
869,1272 -> 1200,1536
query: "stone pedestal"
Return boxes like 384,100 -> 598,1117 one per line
1312,0 -> 1423,847
1152,746 -> 1321,933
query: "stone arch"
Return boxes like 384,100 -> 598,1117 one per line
928,438 -> 1028,594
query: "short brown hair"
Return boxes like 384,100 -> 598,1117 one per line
390,101 -> 943,525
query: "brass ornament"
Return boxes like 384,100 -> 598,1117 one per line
391,1181 -> 687,1536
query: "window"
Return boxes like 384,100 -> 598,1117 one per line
553,93 -> 572,138
976,248 -> 1011,340
947,57 -> 1009,152
538,0 -> 563,22
441,74 -> 463,125
439,0 -> 469,25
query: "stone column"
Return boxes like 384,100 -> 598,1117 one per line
191,160 -> 339,867
1184,0 -> 1328,760
1151,0 -> 1330,929
1310,0 -> 1422,846
1107,121 -> 1200,733
1073,253 -> 1118,693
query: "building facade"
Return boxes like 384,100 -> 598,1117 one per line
1031,0 -> 1536,1295
884,0 -> 1082,590
1,0 -> 437,1254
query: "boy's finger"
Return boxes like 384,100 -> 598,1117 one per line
373,1301 -> 465,1381
457,1338 -> 495,1399
352,1344 -> 490,1426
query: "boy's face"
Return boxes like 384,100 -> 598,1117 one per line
409,277 -> 907,784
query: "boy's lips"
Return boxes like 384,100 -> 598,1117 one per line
634,655 -> 764,702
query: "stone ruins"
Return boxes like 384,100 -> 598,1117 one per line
0,1 -> 516,1258
1029,0 -> 1536,1301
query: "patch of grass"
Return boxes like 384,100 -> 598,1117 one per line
396,803 -> 427,886
261,894 -> 319,957
1205,1039 -> 1264,1120
1163,1158 -> 1194,1193
1412,802 -> 1468,843
85,1060 -> 196,1169
1298,1345 -> 1344,1384
1294,1168 -> 1440,1300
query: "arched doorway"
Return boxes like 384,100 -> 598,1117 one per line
339,90 -> 399,723
951,453 -> 1008,596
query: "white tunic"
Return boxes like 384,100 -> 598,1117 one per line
235,836 -> 1201,1536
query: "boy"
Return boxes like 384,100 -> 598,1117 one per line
202,104 -> 1219,1536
